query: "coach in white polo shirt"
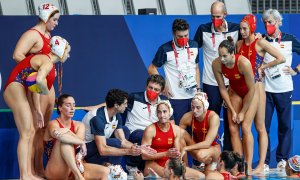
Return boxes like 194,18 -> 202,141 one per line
193,1 -> 240,151
125,74 -> 173,173
148,19 -> 200,126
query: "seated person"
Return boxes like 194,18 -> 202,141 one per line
82,89 -> 155,166
285,155 -> 300,178
81,75 -> 172,172
134,158 -> 188,180
206,151 -> 242,180
141,100 -> 204,179
44,94 -> 110,180
179,92 -> 221,174
125,74 -> 173,172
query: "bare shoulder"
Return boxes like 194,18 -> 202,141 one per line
180,111 -> 193,124
208,110 -> 219,120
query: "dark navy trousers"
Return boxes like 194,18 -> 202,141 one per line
203,83 -> 232,151
85,126 -> 130,165
169,98 -> 192,125
265,91 -> 292,164
125,129 -> 145,170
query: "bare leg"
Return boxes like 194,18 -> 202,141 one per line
144,161 -> 164,177
60,143 -> 84,180
4,84 -> 40,180
241,92 -> 258,173
253,83 -> 268,174
228,89 -> 243,156
83,163 -> 110,180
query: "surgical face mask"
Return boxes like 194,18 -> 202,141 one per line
212,18 -> 223,29
176,37 -> 188,47
266,24 -> 276,36
146,89 -> 159,101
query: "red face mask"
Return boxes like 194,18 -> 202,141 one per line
212,18 -> 223,29
266,24 -> 276,36
146,89 -> 159,101
176,37 -> 188,47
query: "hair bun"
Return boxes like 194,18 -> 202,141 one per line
227,36 -> 233,42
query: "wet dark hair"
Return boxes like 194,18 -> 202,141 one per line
168,158 -> 186,179
219,36 -> 235,54
233,152 -> 244,172
146,74 -> 165,91
172,19 -> 189,33
105,89 -> 128,108
221,151 -> 238,171
56,94 -> 73,114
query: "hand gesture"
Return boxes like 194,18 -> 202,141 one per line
35,110 -> 44,128
53,128 -> 69,137
140,144 -> 157,155
237,112 -> 245,124
167,148 -> 180,159
162,84 -> 173,98
130,143 -> 142,156
282,66 -> 297,76
80,143 -> 87,157
231,109 -> 237,123
180,148 -> 187,160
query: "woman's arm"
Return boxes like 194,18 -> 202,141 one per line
258,38 -> 286,69
179,112 -> 192,130
13,31 -> 40,62
237,56 -> 255,123
35,56 -> 53,95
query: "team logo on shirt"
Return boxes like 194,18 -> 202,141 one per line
234,74 -> 241,79
112,125 -> 116,129
156,138 -> 161,141
280,44 -> 285,48
168,138 -> 173,144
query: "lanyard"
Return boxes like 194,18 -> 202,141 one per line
171,41 -> 191,69
212,33 -> 216,48
147,103 -> 151,120
277,32 -> 282,44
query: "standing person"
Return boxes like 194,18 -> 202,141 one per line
3,36 -> 71,180
12,3 -> 60,176
148,18 -> 200,125
141,101 -> 204,179
44,94 -> 110,180
212,37 -> 257,172
193,1 -> 240,151
82,89 -> 155,166
261,9 -> 300,172
179,92 -> 221,173
237,14 -> 285,173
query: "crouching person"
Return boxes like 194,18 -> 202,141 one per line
44,94 -> 110,180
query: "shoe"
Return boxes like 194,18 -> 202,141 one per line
277,159 -> 287,171
126,165 -> 139,176
263,164 -> 269,173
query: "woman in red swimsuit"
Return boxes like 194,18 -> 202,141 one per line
212,37 -> 257,173
12,3 -> 61,176
237,14 -> 285,174
179,92 -> 221,174
44,94 -> 109,180
4,36 -> 70,180
141,101 -> 204,179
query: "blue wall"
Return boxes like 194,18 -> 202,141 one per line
0,15 -> 300,178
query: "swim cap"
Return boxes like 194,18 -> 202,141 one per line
241,14 -> 257,34
288,155 -> 300,172
38,3 -> 59,23
193,92 -> 209,110
50,36 -> 68,59
157,100 -> 174,117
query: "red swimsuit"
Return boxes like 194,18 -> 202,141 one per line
192,110 -> 218,146
4,54 -> 55,91
222,54 -> 248,98
151,122 -> 175,167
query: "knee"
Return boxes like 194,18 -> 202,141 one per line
197,152 -> 212,164
19,128 -> 35,140
229,126 -> 239,136
241,123 -> 252,134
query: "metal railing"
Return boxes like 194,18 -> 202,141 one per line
251,0 -> 300,14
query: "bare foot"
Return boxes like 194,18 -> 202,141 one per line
252,165 -> 265,175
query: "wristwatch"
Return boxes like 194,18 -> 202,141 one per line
293,67 -> 300,75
